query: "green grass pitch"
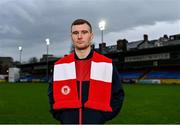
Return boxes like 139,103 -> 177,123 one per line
0,83 -> 180,124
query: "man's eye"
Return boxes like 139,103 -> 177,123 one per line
72,31 -> 89,35
82,31 -> 88,34
72,32 -> 79,35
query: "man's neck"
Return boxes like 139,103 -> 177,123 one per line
75,47 -> 91,59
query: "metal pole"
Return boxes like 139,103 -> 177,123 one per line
46,45 -> 49,81
19,50 -> 22,63
102,30 -> 104,43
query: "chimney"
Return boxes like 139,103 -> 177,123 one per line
99,42 -> 106,51
117,39 -> 128,51
143,34 -> 148,41
163,34 -> 168,39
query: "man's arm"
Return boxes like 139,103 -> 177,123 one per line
48,77 -> 62,121
102,64 -> 125,121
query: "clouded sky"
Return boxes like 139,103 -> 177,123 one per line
0,0 -> 180,62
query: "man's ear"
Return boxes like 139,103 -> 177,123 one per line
91,32 -> 94,41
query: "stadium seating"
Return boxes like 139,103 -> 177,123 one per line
19,75 -> 48,82
145,70 -> 180,79
119,68 -> 180,84
119,69 -> 147,81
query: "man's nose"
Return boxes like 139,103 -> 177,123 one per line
78,33 -> 82,39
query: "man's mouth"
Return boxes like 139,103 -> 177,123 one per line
77,41 -> 84,44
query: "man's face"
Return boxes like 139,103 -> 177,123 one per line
71,23 -> 93,50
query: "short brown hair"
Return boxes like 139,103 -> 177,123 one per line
71,19 -> 92,33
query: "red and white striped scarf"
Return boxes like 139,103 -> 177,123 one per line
53,51 -> 113,112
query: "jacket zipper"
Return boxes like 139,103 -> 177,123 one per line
79,81 -> 82,125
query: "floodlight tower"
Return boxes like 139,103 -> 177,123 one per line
18,46 -> 23,63
45,38 -> 50,81
98,20 -> 106,43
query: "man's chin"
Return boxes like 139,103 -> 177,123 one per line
76,45 -> 90,50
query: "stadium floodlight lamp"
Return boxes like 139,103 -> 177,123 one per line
18,46 -> 22,51
99,20 -> 106,31
45,38 -> 50,45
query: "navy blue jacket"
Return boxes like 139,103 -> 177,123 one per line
48,50 -> 124,124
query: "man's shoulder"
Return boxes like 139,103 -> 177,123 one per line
93,51 -> 112,63
54,52 -> 74,65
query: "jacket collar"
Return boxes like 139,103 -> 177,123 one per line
74,49 -> 94,60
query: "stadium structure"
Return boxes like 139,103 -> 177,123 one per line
102,34 -> 180,84
0,57 -> 13,82
1,33 -> 180,84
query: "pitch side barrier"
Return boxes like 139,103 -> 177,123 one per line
138,79 -> 180,84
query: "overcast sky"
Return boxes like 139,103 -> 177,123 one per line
0,0 -> 180,62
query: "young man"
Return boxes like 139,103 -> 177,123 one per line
48,19 -> 124,124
